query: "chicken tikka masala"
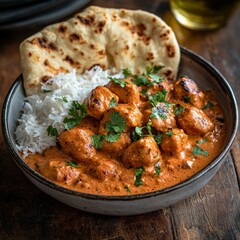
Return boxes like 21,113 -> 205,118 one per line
25,65 -> 226,195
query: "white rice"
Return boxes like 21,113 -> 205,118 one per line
15,66 -> 123,158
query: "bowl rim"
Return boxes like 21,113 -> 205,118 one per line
2,46 -> 239,201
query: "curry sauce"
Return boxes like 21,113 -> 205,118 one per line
24,72 -> 226,196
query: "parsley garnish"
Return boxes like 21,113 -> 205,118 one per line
133,75 -> 152,87
202,101 -> 214,110
154,133 -> 163,145
154,161 -> 161,175
65,161 -> 79,168
174,104 -> 185,116
108,77 -> 128,88
192,146 -> 208,156
134,166 -> 144,186
146,64 -> 165,75
47,125 -> 58,137
109,97 -> 117,108
104,133 -> 121,143
132,126 -> 145,141
63,101 -> 86,130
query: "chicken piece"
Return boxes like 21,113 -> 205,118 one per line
99,104 -> 142,134
174,76 -> 206,109
78,116 -> 99,134
101,133 -> 132,158
161,128 -> 188,156
177,107 -> 214,135
49,161 -> 80,185
87,158 -> 121,181
58,127 -> 96,162
122,136 -> 162,168
143,103 -> 176,132
84,86 -> 119,120
108,78 -> 140,104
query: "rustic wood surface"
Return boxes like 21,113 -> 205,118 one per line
0,0 -> 240,239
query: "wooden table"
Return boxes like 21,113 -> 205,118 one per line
1,0 -> 240,239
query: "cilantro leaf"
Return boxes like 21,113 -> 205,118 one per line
133,75 -> 152,87
47,125 -> 58,137
149,90 -> 168,107
174,104 -> 185,116
132,126 -> 145,141
202,101 -> 214,110
109,97 -> 117,108
104,133 -> 121,142
134,166 -> 144,186
165,131 -> 173,136
91,134 -> 104,149
65,161 -> 79,168
122,68 -> 132,78
148,74 -> 163,84
124,185 -> 131,193
109,77 -> 127,88
153,133 -> 163,145
64,101 -> 86,130
196,138 -> 207,145
146,64 -> 165,74
105,111 -> 126,133
154,161 -> 161,175
150,106 -> 168,120
192,146 -> 208,156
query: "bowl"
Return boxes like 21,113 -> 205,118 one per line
2,47 -> 239,216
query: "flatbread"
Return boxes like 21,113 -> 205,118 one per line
20,6 -> 180,96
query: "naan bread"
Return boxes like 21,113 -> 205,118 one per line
20,6 -> 180,96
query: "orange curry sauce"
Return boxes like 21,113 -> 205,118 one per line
24,74 -> 226,195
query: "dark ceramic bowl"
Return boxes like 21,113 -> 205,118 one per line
2,47 -> 239,216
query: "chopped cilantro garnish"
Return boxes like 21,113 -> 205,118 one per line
122,68 -> 132,78
91,134 -> 104,149
146,64 -> 165,75
149,90 -> 168,107
150,106 -> 168,120
183,96 -> 190,103
124,185 -> 131,193
63,101 -> 86,130
196,138 -> 207,145
202,101 -> 214,110
148,74 -> 163,84
153,133 -> 163,145
109,97 -> 117,108
105,111 -> 126,133
192,146 -> 208,157
132,126 -> 145,141
133,75 -> 152,87
62,96 -> 68,103
104,132 -> 121,142
47,125 -> 58,137
134,166 -> 144,186
43,89 -> 52,93
154,161 -> 161,175
65,161 -> 79,168
165,131 -> 173,136
109,77 -> 128,88
174,104 -> 185,116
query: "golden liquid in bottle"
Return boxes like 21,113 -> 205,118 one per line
170,0 -> 239,30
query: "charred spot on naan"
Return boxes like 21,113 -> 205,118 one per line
28,37 -> 58,52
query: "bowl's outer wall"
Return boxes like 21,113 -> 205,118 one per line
2,48 -> 239,215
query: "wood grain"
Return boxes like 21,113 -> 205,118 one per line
0,0 -> 239,239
